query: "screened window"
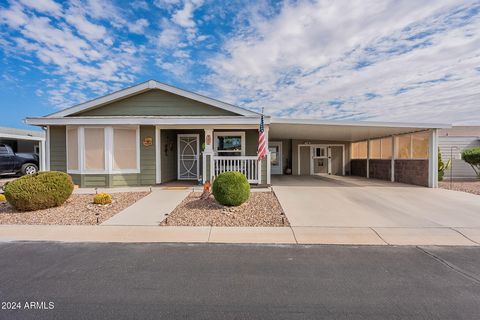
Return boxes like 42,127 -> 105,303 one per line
67,128 -> 78,170
395,132 -> 429,159
412,131 -> 429,159
369,139 -> 381,159
351,141 -> 367,159
84,128 -> 105,170
113,128 -> 138,170
66,126 -> 139,174
395,135 -> 411,159
214,132 -> 245,156
381,137 -> 392,159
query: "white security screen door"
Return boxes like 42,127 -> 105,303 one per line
269,141 -> 282,175
177,134 -> 200,180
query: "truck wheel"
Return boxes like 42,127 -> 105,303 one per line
21,163 -> 38,175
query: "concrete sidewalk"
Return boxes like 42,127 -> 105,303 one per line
102,189 -> 190,226
0,225 -> 479,246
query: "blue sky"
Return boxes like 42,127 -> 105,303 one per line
1,0 -> 479,130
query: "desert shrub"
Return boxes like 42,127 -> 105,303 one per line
3,171 -> 74,211
438,147 -> 451,181
93,192 -> 112,205
0,194 -> 5,202
212,171 -> 250,206
462,147 -> 480,178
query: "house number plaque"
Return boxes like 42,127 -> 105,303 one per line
143,137 -> 153,147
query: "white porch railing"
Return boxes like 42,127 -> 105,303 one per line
211,156 -> 259,183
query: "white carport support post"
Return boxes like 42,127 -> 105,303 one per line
39,138 -> 46,171
391,135 -> 395,182
45,126 -> 50,171
428,129 -> 438,188
366,139 -> 370,179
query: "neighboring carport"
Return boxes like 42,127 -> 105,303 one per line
0,126 -> 46,171
269,119 -> 450,188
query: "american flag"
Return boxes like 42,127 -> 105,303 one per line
257,112 -> 267,160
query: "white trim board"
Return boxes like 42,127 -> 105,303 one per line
44,80 -> 260,118
271,118 -> 450,129
25,116 -> 268,126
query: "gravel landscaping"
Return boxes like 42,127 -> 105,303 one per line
161,191 -> 289,227
439,180 -> 480,196
0,192 -> 149,225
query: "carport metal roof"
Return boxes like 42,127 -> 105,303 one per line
269,118 -> 450,142
0,126 -> 45,141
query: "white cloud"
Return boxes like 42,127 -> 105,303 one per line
65,11 -> 107,41
157,19 -> 182,48
207,0 -> 480,124
18,0 -> 62,16
0,3 -> 28,28
171,1 -> 196,28
0,0 -> 144,109
128,18 -> 150,34
131,0 -> 149,10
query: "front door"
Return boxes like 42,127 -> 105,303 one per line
269,141 -> 283,175
177,134 -> 199,180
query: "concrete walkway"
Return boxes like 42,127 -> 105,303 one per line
0,225 -> 479,246
102,189 -> 191,226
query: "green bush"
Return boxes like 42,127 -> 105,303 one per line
212,171 -> 250,206
93,192 -> 112,205
4,171 -> 74,211
462,147 -> 480,178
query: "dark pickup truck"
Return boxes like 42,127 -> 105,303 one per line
0,144 -> 39,176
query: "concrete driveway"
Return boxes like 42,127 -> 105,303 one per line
272,175 -> 480,228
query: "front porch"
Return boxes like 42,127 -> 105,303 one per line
156,127 -> 270,186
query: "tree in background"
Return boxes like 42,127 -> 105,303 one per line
462,147 -> 480,179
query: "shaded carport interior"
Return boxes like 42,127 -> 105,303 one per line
269,119 -> 450,188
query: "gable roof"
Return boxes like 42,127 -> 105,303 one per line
46,80 -> 260,118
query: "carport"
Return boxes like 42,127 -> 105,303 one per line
268,119 -> 450,188
0,126 -> 46,171
272,174 -> 480,228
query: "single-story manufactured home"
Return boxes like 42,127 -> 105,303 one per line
26,80 -> 449,188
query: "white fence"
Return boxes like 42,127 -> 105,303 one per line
211,156 -> 260,183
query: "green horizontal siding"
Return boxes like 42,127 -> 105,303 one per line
140,126 -> 157,185
70,174 -> 81,186
49,126 -> 67,172
72,90 -> 239,117
111,174 -> 140,187
83,175 -> 108,188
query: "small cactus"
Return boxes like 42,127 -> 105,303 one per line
93,192 -> 112,205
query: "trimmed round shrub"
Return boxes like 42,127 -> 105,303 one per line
0,194 -> 6,202
4,171 -> 74,211
212,171 -> 250,206
93,192 -> 112,205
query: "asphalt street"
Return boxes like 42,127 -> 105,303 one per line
0,242 -> 479,319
